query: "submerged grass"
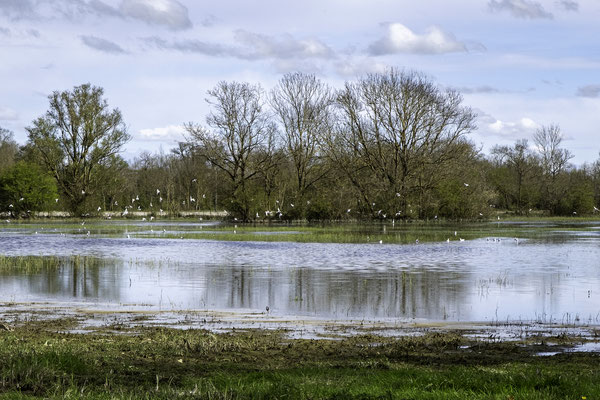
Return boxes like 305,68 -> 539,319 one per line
0,255 -> 108,274
0,319 -> 598,399
3,217 -> 600,244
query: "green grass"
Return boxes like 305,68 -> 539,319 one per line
0,255 -> 109,274
0,320 -> 598,399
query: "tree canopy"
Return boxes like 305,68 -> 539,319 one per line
26,83 -> 130,214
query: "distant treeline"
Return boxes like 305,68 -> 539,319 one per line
1,69 -> 599,220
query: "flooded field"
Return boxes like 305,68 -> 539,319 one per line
1,219 -> 599,330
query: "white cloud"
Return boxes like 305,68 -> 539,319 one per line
0,106 -> 18,120
233,30 -> 334,60
142,31 -> 335,61
333,57 -> 390,77
138,124 -> 186,142
488,0 -> 554,19
368,23 -> 468,55
485,116 -> 540,138
119,0 -> 192,30
80,35 -> 127,54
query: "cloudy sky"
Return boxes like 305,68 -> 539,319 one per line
1,0 -> 599,164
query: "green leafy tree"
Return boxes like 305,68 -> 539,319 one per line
26,83 -> 130,214
0,161 -> 58,217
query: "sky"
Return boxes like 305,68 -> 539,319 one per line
1,0 -> 599,164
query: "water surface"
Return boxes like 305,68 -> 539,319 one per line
1,220 -> 599,324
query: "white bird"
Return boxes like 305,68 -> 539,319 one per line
86,231 -> 90,236
127,234 -> 131,239
192,178 -> 197,183
190,197 -> 195,202
114,201 -> 118,205
97,207 -> 101,212
446,238 -> 450,243
137,206 -> 141,210
347,209 -> 351,213
136,195 -> 139,201
573,211 -> 577,215
290,203 -> 294,208
497,216 -> 500,220
142,217 -> 146,221
379,240 -> 383,244
396,193 -> 401,197
454,231 -> 457,236
415,239 -> 419,244
459,238 -> 465,242
149,202 -> 153,207
150,216 -> 154,221
464,183 -> 469,187
159,197 -> 163,202
19,197 -> 23,201
8,204 -> 13,208
156,189 -> 160,195
123,208 -> 129,215
81,190 -> 85,195
594,206 -> 599,212
55,198 -> 59,203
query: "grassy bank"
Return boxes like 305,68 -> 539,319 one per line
0,319 -> 598,399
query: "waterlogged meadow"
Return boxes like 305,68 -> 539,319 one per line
2,218 -> 600,399
1,218 -> 600,325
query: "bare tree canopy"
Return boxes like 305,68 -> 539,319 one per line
533,124 -> 574,213
534,124 -> 573,178
185,81 -> 277,220
270,72 -> 333,196
26,83 -> 130,213
329,68 -> 477,216
0,127 -> 18,172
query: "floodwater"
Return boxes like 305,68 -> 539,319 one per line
1,220 -> 599,325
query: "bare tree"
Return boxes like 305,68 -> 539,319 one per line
0,127 -> 18,173
534,124 -> 573,178
185,81 -> 276,220
26,84 -> 130,213
270,72 -> 333,198
329,68 -> 476,216
533,124 -> 573,214
491,139 -> 539,214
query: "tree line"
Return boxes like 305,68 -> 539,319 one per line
1,69 -> 599,220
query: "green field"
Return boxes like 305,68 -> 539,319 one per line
0,318 -> 598,399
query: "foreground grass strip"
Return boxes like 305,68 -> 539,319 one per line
0,321 -> 599,399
